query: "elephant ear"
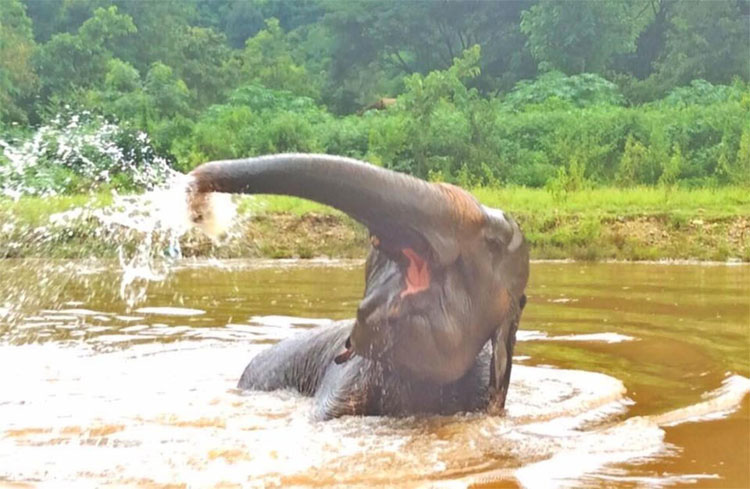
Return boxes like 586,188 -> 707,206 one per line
488,294 -> 525,414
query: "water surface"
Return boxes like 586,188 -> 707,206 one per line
0,260 -> 748,488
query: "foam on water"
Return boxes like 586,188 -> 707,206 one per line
135,307 -> 206,316
0,340 -> 745,489
517,330 -> 635,343
651,374 -> 750,427
511,374 -> 750,489
50,308 -> 110,316
248,314 -> 336,328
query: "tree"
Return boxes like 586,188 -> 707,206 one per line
242,18 -> 318,97
651,0 -> 750,87
171,26 -> 237,108
503,71 -> 625,109
520,0 -> 652,74
144,62 -> 190,118
34,6 -> 136,97
0,0 -> 38,123
611,0 -> 672,81
23,0 -> 109,42
90,58 -> 148,124
83,58 -> 192,156
368,46 -> 483,178
110,0 -> 195,73
191,0 -> 325,48
322,0 -> 534,112
103,57 -> 140,93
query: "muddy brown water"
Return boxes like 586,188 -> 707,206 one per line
0,260 -> 747,489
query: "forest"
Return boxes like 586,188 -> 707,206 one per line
1,0 -> 749,195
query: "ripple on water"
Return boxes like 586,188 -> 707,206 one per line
0,261 -> 747,488
0,342 -> 746,489
53,308 -> 112,316
134,307 -> 206,316
517,330 -> 635,344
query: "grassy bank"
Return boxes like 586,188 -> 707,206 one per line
1,187 -> 749,262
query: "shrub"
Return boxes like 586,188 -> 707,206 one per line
174,83 -> 329,169
734,127 -> 750,185
659,143 -> 683,198
616,135 -> 648,187
502,71 -> 625,110
660,79 -> 744,107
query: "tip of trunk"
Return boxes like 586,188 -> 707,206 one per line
187,178 -> 237,239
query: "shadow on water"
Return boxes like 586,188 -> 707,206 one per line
0,259 -> 748,489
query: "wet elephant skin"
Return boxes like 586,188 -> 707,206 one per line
238,321 -> 492,420
189,154 -> 529,419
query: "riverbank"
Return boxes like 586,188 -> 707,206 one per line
1,187 -> 748,262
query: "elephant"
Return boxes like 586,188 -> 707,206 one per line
187,154 -> 529,420
357,97 -> 397,115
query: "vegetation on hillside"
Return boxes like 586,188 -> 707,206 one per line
1,0 -> 748,195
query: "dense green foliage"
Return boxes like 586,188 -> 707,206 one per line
1,0 -> 748,193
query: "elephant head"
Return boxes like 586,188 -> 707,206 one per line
188,154 -> 529,407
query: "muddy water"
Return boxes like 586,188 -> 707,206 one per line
0,260 -> 747,489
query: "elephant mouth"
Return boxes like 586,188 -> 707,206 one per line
333,245 -> 436,366
335,239 -> 447,370
400,248 -> 431,297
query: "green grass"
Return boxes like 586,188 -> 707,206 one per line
1,187 -> 748,261
241,186 -> 750,219
196,186 -> 750,262
472,186 -> 750,218
236,194 -> 339,216
5,187 -> 747,225
0,192 -> 114,226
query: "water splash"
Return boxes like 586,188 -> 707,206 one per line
509,373 -> 750,489
53,177 -> 237,308
1,340 -> 745,489
0,111 -> 239,311
517,330 -> 635,343
0,111 -> 172,198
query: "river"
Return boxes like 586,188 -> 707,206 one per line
0,260 -> 747,488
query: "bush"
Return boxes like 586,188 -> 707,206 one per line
174,83 -> 330,168
317,115 -> 369,158
18,55 -> 743,195
502,71 -> 625,110
659,79 -> 745,107
616,135 -> 649,187
164,54 -> 749,190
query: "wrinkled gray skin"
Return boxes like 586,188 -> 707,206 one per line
238,322 -> 493,420
189,154 -> 529,420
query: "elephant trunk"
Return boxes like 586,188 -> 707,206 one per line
188,154 -> 484,265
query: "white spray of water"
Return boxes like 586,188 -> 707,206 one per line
185,176 -> 237,240
93,178 -> 236,307
2,116 -> 272,313
1,111 -> 240,309
0,112 -> 172,198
